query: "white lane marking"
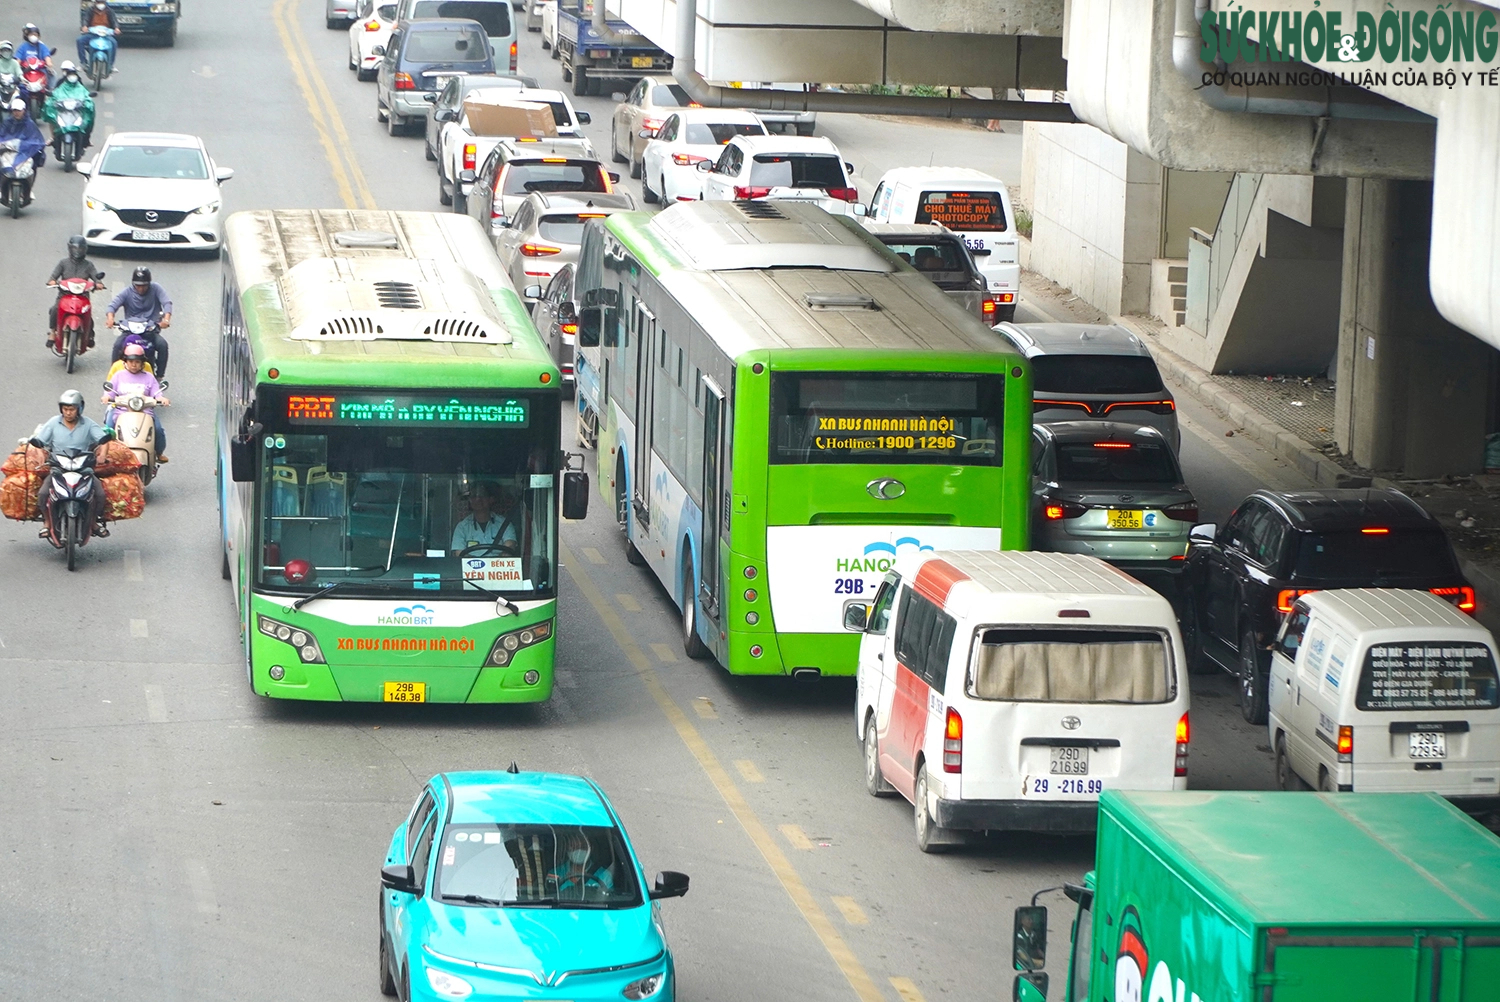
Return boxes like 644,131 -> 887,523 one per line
103,125 -> 114,138
102,91 -> 114,104
102,111 -> 114,119
185,859 -> 219,915
130,619 -> 148,638
125,550 -> 143,581
144,684 -> 167,723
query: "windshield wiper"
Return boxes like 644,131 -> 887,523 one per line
292,580 -> 350,610
441,894 -> 507,906
503,898 -> 560,908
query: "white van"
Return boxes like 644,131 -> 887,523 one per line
848,550 -> 1190,852
1268,589 -> 1500,806
866,167 -> 1021,320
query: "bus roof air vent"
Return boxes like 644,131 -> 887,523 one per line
373,280 -> 423,309
803,293 -> 879,312
735,200 -> 788,220
422,317 -> 500,341
318,315 -> 385,338
332,229 -> 400,249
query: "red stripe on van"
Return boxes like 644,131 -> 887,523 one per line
914,559 -> 969,609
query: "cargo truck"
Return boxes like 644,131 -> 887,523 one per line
552,0 -> 669,97
1012,790 -> 1500,1001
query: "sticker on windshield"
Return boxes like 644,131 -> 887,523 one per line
442,845 -> 456,866
462,557 -> 524,584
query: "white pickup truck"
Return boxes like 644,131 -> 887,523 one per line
437,87 -> 593,213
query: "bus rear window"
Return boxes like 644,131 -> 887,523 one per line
503,161 -> 608,195
1356,643 -> 1500,710
770,372 -> 1003,466
916,190 -> 1006,232
970,628 -> 1174,704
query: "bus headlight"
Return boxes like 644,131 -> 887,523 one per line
257,614 -> 326,664
484,620 -> 553,667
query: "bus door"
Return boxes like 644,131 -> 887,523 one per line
700,378 -> 725,617
632,302 -> 656,528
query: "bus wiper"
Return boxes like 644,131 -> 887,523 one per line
441,894 -> 507,906
293,580 -> 349,610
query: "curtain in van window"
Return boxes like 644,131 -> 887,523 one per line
971,630 -> 1170,703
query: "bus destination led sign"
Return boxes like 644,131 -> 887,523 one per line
286,394 -> 530,428
808,414 -> 967,455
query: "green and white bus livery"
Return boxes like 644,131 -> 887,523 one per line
218,210 -> 580,703
574,201 -> 1031,676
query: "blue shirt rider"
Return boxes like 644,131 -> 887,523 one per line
106,267 -> 174,378
15,24 -> 53,77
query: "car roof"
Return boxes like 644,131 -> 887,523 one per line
862,222 -> 957,240
104,131 -> 203,149
530,191 -> 636,213
664,107 -> 763,125
1254,488 -> 1438,531
875,166 -> 1009,188
509,87 -> 569,102
440,771 -> 618,827
403,16 -> 485,30
996,322 -> 1150,358
1300,588 -> 1487,632
500,137 -> 596,158
458,76 -> 530,94
728,135 -> 840,155
897,551 -> 1172,625
1036,420 -> 1171,445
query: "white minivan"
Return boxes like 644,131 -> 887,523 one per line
848,549 -> 1190,852
396,0 -> 519,74
1268,589 -> 1500,806
867,167 -> 1020,320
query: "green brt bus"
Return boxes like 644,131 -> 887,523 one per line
573,201 -> 1031,676
218,210 -> 576,703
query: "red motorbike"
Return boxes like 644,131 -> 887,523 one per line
50,275 -> 102,373
19,56 -> 48,121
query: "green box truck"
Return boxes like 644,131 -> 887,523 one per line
1012,790 -> 1500,1002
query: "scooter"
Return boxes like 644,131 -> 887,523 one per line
104,381 -> 167,487
51,98 -> 90,171
0,141 -> 36,219
31,441 -> 102,571
19,56 -> 48,121
50,274 -> 102,372
85,26 -> 117,92
0,72 -> 17,108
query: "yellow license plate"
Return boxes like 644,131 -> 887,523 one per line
1106,509 -> 1145,529
383,681 -> 426,703
631,55 -> 654,67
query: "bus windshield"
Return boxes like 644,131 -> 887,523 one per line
257,424 -> 558,598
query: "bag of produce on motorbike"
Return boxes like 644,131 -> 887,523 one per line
100,472 -> 145,521
94,440 -> 142,477
0,470 -> 43,521
1,443 -> 47,475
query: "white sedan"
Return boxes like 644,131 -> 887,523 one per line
79,132 -> 234,252
640,108 -> 766,205
348,0 -> 397,82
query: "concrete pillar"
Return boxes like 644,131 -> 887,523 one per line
1336,180 -> 1493,478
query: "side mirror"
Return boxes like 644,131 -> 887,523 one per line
558,301 -> 577,320
845,161 -> 855,174
1188,523 -> 1218,545
380,863 -> 419,894
695,159 -> 713,172
607,171 -> 621,184
648,870 -> 689,900
1012,905 -> 1048,972
523,284 -> 543,299
1013,972 -> 1050,1002
229,423 -> 262,483
159,380 -> 169,391
576,110 -> 590,124
842,602 -> 869,632
437,108 -> 458,122
76,161 -> 93,176
422,92 -> 438,103
850,202 -> 868,217
458,168 -> 476,184
215,167 -> 235,182
561,469 -> 589,520
371,44 -> 385,56
637,128 -> 656,140
578,307 -> 601,347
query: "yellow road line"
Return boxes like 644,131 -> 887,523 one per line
560,541 -> 884,1002
692,697 -> 718,720
831,896 -> 869,926
889,977 -> 926,1002
779,823 -> 814,851
650,642 -> 679,663
734,759 -> 765,783
271,0 -> 377,209
582,546 -> 607,565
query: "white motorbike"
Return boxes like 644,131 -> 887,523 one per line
104,381 -> 168,486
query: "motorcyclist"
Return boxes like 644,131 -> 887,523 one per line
0,41 -> 20,81
42,61 -> 93,154
106,267 -> 172,378
47,235 -> 104,348
0,97 -> 45,207
15,24 -> 52,75
31,389 -> 111,533
103,343 -> 170,464
77,2 -> 120,65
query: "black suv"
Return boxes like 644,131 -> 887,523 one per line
1182,489 -> 1474,724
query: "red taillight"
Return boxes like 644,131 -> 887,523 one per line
733,186 -> 771,200
521,243 -> 563,257
1360,527 -> 1390,535
560,322 -> 578,336
1276,589 -> 1316,613
462,143 -> 476,171
1044,501 -> 1087,521
643,117 -> 663,132
1175,712 -> 1190,776
364,19 -> 382,30
394,71 -> 415,90
827,187 -> 859,202
672,153 -> 708,166
1162,501 -> 1199,524
1094,442 -> 1132,449
1034,399 -> 1095,415
1432,586 -> 1477,613
1336,725 -> 1353,762
942,708 -> 962,773
509,40 -> 517,72
982,298 -> 997,317
997,293 -> 1016,303
1103,399 -> 1177,415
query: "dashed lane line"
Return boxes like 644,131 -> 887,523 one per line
890,977 -> 927,1002
650,642 -> 678,663
125,549 -> 142,582
734,759 -> 765,783
831,896 -> 869,926
130,619 -> 148,638
144,684 -> 167,723
582,546 -> 607,565
779,824 -> 815,851
559,541 -> 885,1002
615,593 -> 642,613
692,696 -> 717,719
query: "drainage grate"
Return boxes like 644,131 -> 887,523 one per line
734,200 -> 787,220
373,281 -> 422,309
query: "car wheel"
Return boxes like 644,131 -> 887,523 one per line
1179,592 -> 1215,675
994,304 -> 1017,323
571,64 -> 588,96
358,65 -> 376,81
1238,624 -> 1269,725
378,901 -> 397,996
377,104 -> 388,123
397,965 -> 410,1002
914,763 -> 951,853
349,53 -> 357,70
424,140 -> 436,162
864,716 -> 895,797
629,149 -> 642,180
642,169 -> 659,204
386,110 -> 404,136
452,187 -> 467,215
610,126 -> 627,164
681,554 -> 711,659
437,170 -> 452,206
1274,733 -> 1304,791
1318,766 -> 1337,793
328,17 -> 344,29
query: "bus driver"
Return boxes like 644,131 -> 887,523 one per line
451,482 -> 519,556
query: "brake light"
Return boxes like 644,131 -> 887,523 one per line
576,212 -> 608,218
1175,712 -> 1190,777
1103,399 -> 1177,415
1276,589 -> 1316,613
560,322 -> 578,336
1094,442 -> 1132,449
521,243 -> 563,257
601,169 -> 614,193
1043,501 -> 1087,520
1337,725 -> 1353,762
394,72 -> 415,90
997,293 -> 1016,303
942,708 -> 962,773
462,143 -> 476,171
1360,527 -> 1390,534
672,153 -> 708,166
364,19 -> 381,30
643,117 -> 663,132
1034,399 -> 1095,415
982,298 -> 998,317
1432,586 -> 1477,614
1162,501 -> 1199,523
827,187 -> 860,202
733,186 -> 771,200
509,40 -> 517,73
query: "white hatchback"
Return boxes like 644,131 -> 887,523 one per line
697,135 -> 862,217
80,132 -> 234,252
347,0 -> 397,81
639,108 -> 766,205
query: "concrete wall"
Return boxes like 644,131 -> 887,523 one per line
1160,170 -> 1233,259
1021,121 -> 1163,315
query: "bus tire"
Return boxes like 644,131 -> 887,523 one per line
625,537 -> 646,566
682,553 -> 710,659
222,548 -> 232,581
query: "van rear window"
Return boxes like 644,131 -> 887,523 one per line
970,628 -> 1174,704
403,26 -> 490,62
411,0 -> 511,36
1356,643 -> 1500,710
916,190 -> 1006,232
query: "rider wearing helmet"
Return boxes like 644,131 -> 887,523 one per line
103,342 -> 170,463
0,96 -> 46,208
34,389 -> 111,454
42,61 -> 94,155
46,235 -> 104,347
0,41 -> 20,81
78,2 -> 119,65
16,24 -> 52,73
106,266 -> 173,377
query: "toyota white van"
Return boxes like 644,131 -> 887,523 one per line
1268,589 -> 1500,808
848,550 -> 1190,852
866,167 -> 1021,320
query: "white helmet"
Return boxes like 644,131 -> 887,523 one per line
8,97 -> 25,113
59,60 -> 78,74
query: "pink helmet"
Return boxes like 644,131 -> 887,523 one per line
123,343 -> 147,359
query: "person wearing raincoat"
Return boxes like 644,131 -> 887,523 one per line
41,61 -> 94,156
0,96 -> 46,207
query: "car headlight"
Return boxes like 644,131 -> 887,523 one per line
193,200 -> 221,215
85,196 -> 115,212
623,973 -> 664,1000
256,615 -> 326,664
424,966 -> 473,998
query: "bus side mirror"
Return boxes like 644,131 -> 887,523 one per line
579,307 -> 602,348
230,423 -> 262,483
562,470 -> 589,520
1013,972 -> 1049,1002
1013,905 -> 1047,971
